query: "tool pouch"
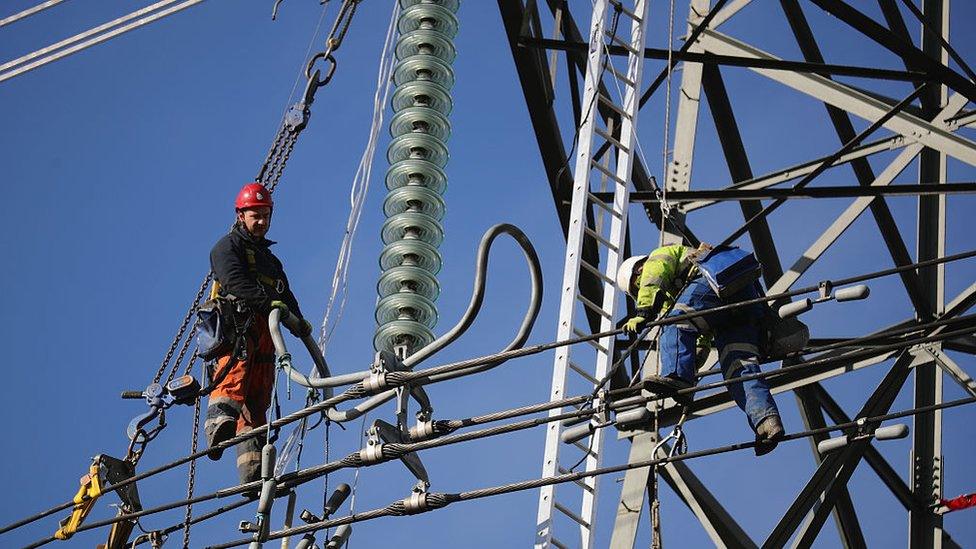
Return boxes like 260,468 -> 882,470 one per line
760,308 -> 810,359
197,298 -> 249,362
693,246 -> 763,299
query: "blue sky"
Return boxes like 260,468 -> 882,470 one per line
1,1 -> 975,547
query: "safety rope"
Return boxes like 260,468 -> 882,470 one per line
553,4 -> 621,187
655,1 -> 677,537
660,0 -> 677,229
320,0 -> 400,353
637,0 -> 729,109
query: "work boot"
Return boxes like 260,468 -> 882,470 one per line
754,414 -> 785,456
206,419 -> 236,461
642,374 -> 694,405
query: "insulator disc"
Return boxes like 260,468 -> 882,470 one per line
383,185 -> 446,220
394,55 -> 455,89
386,159 -> 447,194
382,212 -> 445,247
400,0 -> 459,13
391,81 -> 453,115
374,320 -> 434,353
387,133 -> 449,167
380,239 -> 442,274
396,30 -> 457,65
398,3 -> 459,38
389,107 -> 451,141
377,265 -> 440,301
376,293 -> 438,328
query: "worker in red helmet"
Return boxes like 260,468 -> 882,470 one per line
205,182 -> 313,484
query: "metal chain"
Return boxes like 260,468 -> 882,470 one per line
181,397 -> 202,549
166,323 -> 199,385
257,0 -> 362,190
152,274 -> 212,384
152,0 -> 366,387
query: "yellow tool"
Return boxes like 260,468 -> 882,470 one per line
54,459 -> 104,540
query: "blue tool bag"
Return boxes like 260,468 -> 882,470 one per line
196,299 -> 231,362
693,246 -> 763,299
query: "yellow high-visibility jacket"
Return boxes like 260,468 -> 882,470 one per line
635,244 -> 698,313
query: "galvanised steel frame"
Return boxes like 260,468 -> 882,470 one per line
499,0 -> 976,547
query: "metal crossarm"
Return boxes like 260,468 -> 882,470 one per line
535,1 -> 651,547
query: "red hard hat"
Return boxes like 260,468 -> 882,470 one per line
235,183 -> 273,210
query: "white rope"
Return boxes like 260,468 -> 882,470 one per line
317,0 -> 401,353
0,0 -> 68,28
661,0 -> 677,222
597,3 -> 672,217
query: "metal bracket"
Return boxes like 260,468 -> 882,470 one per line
818,280 -> 834,300
402,483 -> 432,515
366,419 -> 430,487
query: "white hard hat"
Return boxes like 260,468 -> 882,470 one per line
616,255 -> 647,296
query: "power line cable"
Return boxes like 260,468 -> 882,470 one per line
207,394 -> 976,548
16,316 -> 973,547
0,0 -> 207,83
0,0 -> 68,28
5,248 -> 975,537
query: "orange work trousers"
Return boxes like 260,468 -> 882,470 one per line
205,312 -> 275,483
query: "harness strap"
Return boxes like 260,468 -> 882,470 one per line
719,342 -> 761,362
673,302 -> 711,333
245,246 -> 285,293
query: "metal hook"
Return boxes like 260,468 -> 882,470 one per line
271,0 -> 285,20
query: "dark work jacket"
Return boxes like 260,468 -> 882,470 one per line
210,224 -> 304,319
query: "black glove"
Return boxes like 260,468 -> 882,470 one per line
289,318 -> 313,338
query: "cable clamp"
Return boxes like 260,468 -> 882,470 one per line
402,484 -> 430,515
363,371 -> 388,393
818,280 -> 834,300
360,425 -> 385,464
595,390 -> 611,424
409,418 -> 435,441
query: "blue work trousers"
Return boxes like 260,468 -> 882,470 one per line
657,279 -> 779,430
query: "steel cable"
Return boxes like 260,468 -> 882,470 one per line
15,317 -> 973,548
207,395 -> 976,548
6,248 -> 975,537
719,83 -> 928,247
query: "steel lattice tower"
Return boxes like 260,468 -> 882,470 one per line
500,0 -> 976,547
